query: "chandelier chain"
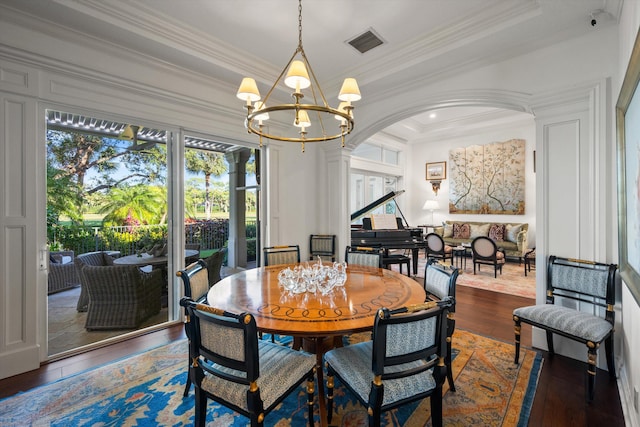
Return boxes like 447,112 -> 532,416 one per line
298,0 -> 303,49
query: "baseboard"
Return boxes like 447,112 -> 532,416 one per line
618,362 -> 640,427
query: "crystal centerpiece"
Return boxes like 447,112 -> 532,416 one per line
278,257 -> 347,295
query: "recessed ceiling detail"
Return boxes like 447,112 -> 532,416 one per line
347,29 -> 384,54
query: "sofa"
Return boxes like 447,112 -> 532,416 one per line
434,221 -> 529,261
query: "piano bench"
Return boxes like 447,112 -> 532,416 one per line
383,253 -> 412,276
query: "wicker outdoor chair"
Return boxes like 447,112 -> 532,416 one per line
202,248 -> 227,286
48,250 -> 80,294
79,264 -> 163,330
75,251 -> 119,312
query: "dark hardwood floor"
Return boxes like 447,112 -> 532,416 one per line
0,285 -> 625,426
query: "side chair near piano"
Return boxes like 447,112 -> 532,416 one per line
325,298 -> 454,427
263,245 -> 301,266
424,233 -> 454,265
180,298 -> 317,427
424,259 -> 459,391
471,236 -> 505,278
513,256 -> 618,402
176,259 -> 210,397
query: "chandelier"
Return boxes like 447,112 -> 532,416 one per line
236,0 -> 361,152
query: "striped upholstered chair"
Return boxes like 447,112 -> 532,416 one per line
344,246 -> 383,268
176,259 -> 210,397
263,245 -> 301,267
513,256 -> 617,402
180,298 -> 317,427
325,298 -> 454,427
309,234 -> 337,262
424,259 -> 459,391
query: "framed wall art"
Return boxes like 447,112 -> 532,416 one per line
426,161 -> 446,180
616,27 -> 640,305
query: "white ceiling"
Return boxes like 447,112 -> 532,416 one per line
0,0 -> 621,142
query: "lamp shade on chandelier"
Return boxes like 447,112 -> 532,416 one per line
236,0 -> 361,152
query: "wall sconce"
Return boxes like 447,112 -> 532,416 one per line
430,181 -> 442,195
426,161 -> 446,196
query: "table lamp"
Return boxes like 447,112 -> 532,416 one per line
422,200 -> 440,226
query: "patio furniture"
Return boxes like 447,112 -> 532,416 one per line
202,248 -> 226,286
75,251 -> 120,312
48,250 -> 80,294
80,264 -> 163,330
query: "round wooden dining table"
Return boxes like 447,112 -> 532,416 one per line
206,263 -> 426,426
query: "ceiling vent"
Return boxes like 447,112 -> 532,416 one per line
347,29 -> 384,54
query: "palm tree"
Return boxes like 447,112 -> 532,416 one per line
185,149 -> 227,219
98,185 -> 165,226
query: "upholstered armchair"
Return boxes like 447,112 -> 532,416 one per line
79,264 -> 163,330
48,250 -> 80,294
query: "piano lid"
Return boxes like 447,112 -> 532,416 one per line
350,190 -> 405,222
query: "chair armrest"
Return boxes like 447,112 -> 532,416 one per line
516,230 -> 528,256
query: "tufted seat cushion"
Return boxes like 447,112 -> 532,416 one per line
201,340 -> 316,411
513,305 -> 612,343
324,341 -> 436,406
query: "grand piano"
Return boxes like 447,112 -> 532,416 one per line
351,190 -> 425,276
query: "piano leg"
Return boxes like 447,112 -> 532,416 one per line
411,248 -> 419,276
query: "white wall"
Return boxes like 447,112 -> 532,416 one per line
406,117 -> 536,246
617,2 -> 640,425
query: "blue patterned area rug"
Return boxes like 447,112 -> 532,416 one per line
0,330 -> 541,426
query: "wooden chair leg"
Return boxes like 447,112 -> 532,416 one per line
513,316 -> 521,364
327,371 -> 335,424
587,346 -> 598,402
546,331 -> 555,355
306,376 -> 315,427
605,335 -> 616,379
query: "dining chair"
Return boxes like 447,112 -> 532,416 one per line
176,259 -> 210,397
325,298 -> 454,427
471,236 -> 505,278
344,246 -> 383,268
263,245 -> 301,266
381,248 -> 411,276
309,234 -> 336,262
424,259 -> 458,391
180,298 -> 317,427
513,256 -> 617,402
425,233 -> 454,265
